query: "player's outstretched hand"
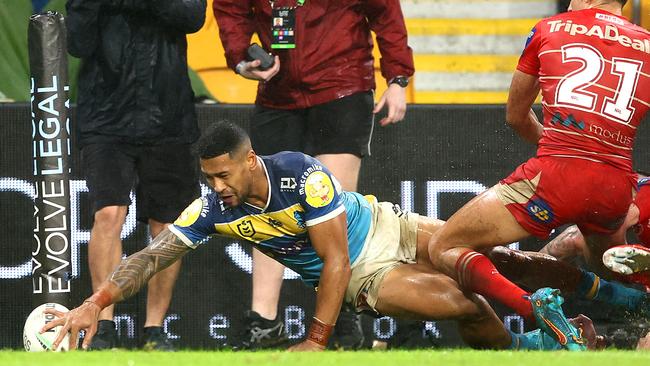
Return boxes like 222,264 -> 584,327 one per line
374,83 -> 407,126
288,339 -> 326,352
40,301 -> 102,350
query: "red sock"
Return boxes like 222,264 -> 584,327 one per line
456,250 -> 533,320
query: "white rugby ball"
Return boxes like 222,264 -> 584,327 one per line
23,303 -> 70,352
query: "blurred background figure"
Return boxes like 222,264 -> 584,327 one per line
65,0 -> 206,350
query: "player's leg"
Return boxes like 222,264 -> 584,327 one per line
136,143 -> 200,350
409,214 -> 573,349
373,263 -> 510,349
83,143 -> 135,349
427,183 -> 587,350
488,246 -> 649,313
309,91 -> 375,350
487,247 -> 581,293
427,186 -> 533,317
373,263 -> 568,350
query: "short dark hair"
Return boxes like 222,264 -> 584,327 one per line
194,120 -> 250,159
616,0 -> 628,6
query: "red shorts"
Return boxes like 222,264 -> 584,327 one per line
495,157 -> 636,239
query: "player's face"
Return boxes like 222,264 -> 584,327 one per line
200,150 -> 254,207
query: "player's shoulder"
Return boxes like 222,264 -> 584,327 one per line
264,151 -> 321,173
173,194 -> 218,228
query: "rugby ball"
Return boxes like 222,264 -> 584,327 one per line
23,303 -> 70,351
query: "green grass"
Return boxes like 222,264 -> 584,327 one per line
2,350 -> 650,366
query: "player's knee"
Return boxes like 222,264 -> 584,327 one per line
427,232 -> 446,261
93,206 -> 126,234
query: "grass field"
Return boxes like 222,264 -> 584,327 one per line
2,350 -> 650,366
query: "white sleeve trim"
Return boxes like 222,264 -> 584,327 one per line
305,205 -> 345,227
168,225 -> 199,249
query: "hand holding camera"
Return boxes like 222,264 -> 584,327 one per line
235,44 -> 280,82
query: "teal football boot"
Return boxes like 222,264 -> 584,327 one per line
529,287 -> 586,351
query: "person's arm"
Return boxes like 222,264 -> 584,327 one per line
151,0 -> 206,34
65,0 -> 104,58
505,70 -> 543,145
213,0 -> 255,72
289,212 -> 351,351
365,0 -> 414,126
365,0 -> 414,86
213,0 -> 280,81
540,225 -> 585,262
41,229 -> 192,350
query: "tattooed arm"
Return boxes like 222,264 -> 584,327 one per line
40,228 -> 193,350
540,225 -> 585,261
109,229 -> 192,301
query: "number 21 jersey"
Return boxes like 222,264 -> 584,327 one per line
518,8 -> 650,172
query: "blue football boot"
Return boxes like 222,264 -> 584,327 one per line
529,287 -> 586,351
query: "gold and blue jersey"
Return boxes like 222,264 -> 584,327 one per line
169,152 -> 372,286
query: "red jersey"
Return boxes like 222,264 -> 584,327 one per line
214,0 -> 414,109
636,177 -> 650,246
517,9 -> 650,172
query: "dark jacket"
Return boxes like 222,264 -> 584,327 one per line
214,0 -> 414,109
66,0 -> 205,147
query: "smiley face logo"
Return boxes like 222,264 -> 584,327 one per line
304,171 -> 335,208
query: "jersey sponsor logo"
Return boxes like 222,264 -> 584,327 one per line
551,112 -> 585,130
550,112 -> 633,147
303,171 -> 335,208
547,20 -> 650,54
237,219 -> 256,237
588,124 -> 633,146
174,198 -> 204,227
595,13 -> 625,26
280,177 -> 297,191
527,198 -> 554,223
299,164 -> 324,194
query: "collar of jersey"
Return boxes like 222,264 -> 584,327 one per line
243,156 -> 272,213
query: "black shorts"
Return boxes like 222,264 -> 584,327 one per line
250,91 -> 374,157
81,143 -> 200,224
